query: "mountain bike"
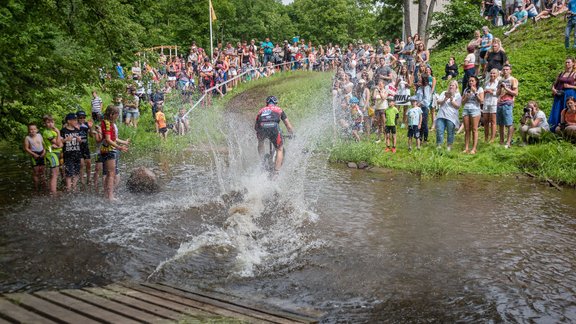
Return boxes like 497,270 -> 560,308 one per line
261,134 -> 292,175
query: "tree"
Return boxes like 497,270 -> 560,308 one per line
429,0 -> 485,48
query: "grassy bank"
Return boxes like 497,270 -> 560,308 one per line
331,18 -> 576,187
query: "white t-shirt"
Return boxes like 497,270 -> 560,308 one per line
532,110 -> 549,130
465,53 -> 476,65
484,79 -> 499,107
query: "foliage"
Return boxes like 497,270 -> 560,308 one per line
429,0 -> 486,49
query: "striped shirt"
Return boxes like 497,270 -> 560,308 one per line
91,96 -> 103,114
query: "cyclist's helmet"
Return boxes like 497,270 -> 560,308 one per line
266,96 -> 278,105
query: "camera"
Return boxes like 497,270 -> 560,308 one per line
523,107 -> 531,114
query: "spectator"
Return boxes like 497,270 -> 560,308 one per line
101,105 -> 129,201
479,26 -> 493,75
484,38 -> 508,80
549,57 -> 576,132
91,90 -> 103,121
504,6 -> 528,36
262,38 -> 274,65
406,97 -> 423,151
461,76 -> 484,154
42,115 -> 62,195
483,69 -> 500,143
442,57 -> 459,80
496,64 -> 519,148
520,101 -> 549,144
535,0 -> 566,21
436,80 -> 462,151
60,113 -> 82,192
23,123 -> 46,192
462,45 -> 476,94
401,36 -> 415,74
565,0 -> 576,49
416,73 -> 432,142
373,80 -> 390,143
116,62 -> 125,79
556,96 -> 576,138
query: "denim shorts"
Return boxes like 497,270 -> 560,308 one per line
462,106 -> 481,117
497,104 -> 514,126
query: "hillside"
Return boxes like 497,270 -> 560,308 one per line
429,17 -> 566,119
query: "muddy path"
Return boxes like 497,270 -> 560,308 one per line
224,73 -> 308,115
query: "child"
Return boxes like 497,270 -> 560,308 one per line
384,99 -> 400,152
60,113 -> 83,192
77,110 -> 91,189
23,123 -> 46,192
91,113 -> 104,194
350,100 -> 364,142
155,104 -> 168,140
42,115 -> 63,195
407,97 -> 423,151
175,108 -> 190,135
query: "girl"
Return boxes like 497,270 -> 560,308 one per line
101,105 -> 129,200
461,76 -> 484,154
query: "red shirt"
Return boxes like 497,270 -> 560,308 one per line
100,119 -> 117,153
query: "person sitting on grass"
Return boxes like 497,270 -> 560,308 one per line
504,6 -> 528,36
556,96 -> 576,139
384,98 -> 399,152
406,97 -> 423,151
520,101 -> 549,145
442,57 -> 459,81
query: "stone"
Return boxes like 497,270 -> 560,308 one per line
347,162 -> 358,169
357,161 -> 369,169
126,167 -> 160,193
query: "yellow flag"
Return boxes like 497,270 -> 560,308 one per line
210,0 -> 217,21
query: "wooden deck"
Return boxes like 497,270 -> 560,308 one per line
0,282 -> 319,323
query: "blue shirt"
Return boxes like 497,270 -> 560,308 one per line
262,41 -> 273,55
569,0 -> 576,14
407,106 -> 423,126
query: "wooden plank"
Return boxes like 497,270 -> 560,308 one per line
34,291 -> 141,324
80,287 -> 189,321
0,297 -> 58,324
101,285 -> 214,321
6,293 -> 100,324
144,283 -> 317,324
120,283 -> 271,324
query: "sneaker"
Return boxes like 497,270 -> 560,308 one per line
375,139 -> 381,144
385,147 -> 391,152
408,146 -> 412,151
447,146 -> 452,152
504,144 -> 510,149
392,147 -> 396,153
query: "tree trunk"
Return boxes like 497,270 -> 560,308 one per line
403,0 -> 411,39
424,0 -> 437,47
418,0 -> 427,38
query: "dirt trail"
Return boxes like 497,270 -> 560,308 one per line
224,74 -> 308,115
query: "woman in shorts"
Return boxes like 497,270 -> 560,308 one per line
483,69 -> 500,143
461,76 -> 484,154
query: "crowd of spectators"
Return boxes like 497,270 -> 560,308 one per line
332,27 -> 576,154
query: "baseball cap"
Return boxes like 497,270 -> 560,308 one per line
65,113 -> 77,121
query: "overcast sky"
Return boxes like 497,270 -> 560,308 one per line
282,0 -> 293,4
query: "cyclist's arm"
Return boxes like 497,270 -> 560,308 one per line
283,118 -> 294,135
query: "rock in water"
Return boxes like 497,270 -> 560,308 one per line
347,162 -> 358,169
127,167 -> 160,193
357,161 -> 369,169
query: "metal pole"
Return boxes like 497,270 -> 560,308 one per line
209,0 -> 214,62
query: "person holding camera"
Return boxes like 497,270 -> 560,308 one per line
520,101 -> 549,145
262,38 -> 274,65
435,80 -> 462,151
556,96 -> 576,138
496,64 -> 518,148
549,58 -> 576,132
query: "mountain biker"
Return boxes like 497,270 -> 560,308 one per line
255,96 -> 294,174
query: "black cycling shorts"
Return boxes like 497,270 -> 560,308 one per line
256,128 -> 283,149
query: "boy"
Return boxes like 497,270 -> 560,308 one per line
42,115 -> 63,195
350,100 -> 364,142
91,90 -> 103,121
384,98 -> 400,152
60,113 -> 83,192
155,104 -> 168,140
23,123 -> 46,192
407,97 -> 423,151
77,110 -> 92,189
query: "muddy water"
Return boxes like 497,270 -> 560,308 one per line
1,142 -> 576,322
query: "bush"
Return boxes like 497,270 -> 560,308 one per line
429,0 -> 486,49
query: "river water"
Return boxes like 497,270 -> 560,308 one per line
1,110 -> 576,322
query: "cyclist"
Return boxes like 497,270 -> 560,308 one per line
255,96 -> 294,174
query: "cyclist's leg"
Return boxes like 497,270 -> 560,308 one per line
274,145 -> 284,172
